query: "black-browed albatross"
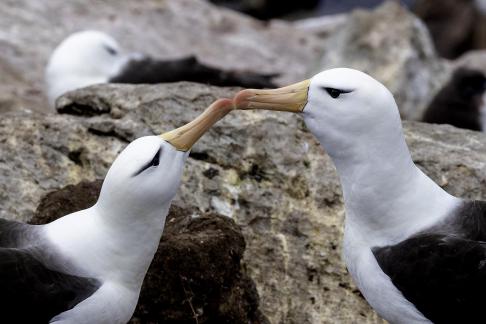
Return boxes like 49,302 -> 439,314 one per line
0,98 -> 233,323
233,68 -> 486,323
45,30 -> 276,107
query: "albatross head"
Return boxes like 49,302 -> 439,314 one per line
45,30 -> 130,107
234,68 -> 401,162
96,98 -> 233,221
232,68 -> 462,245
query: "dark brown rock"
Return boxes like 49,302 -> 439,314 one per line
134,206 -> 267,324
30,180 -> 268,324
30,179 -> 103,224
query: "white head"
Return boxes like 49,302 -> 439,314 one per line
234,68 -> 406,167
45,30 -> 128,107
475,0 -> 486,14
96,137 -> 187,223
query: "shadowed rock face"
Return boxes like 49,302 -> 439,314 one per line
30,180 -> 268,324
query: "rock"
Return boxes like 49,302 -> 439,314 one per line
306,2 -> 452,121
0,112 -> 122,222
29,180 -> 103,224
454,49 -> 486,73
0,0 -> 322,113
403,121 -> 486,201
31,180 -> 268,324
5,82 -> 486,322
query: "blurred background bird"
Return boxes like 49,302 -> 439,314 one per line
45,30 -> 276,107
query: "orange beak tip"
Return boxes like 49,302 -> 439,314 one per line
233,90 -> 254,110
213,98 -> 234,112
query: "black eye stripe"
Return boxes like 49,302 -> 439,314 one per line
103,45 -> 118,55
323,87 -> 353,99
133,147 -> 162,176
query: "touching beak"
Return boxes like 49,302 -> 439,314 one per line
160,98 -> 233,151
233,79 -> 310,112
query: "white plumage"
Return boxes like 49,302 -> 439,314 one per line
45,30 -> 134,107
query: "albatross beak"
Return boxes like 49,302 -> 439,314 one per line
233,79 -> 311,112
160,98 -> 233,151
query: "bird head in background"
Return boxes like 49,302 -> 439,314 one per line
45,30 -> 133,107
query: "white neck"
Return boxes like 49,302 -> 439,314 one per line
44,202 -> 168,288
317,122 -> 459,247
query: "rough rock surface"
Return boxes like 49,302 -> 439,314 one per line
3,82 -> 486,322
31,180 -> 267,324
306,2 -> 452,120
30,180 -> 103,221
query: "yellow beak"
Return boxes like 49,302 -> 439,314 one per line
160,98 -> 233,151
233,79 -> 310,112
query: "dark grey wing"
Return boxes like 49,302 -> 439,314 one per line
0,218 -> 39,248
0,218 -> 100,322
110,56 -> 277,88
0,247 -> 100,323
373,233 -> 486,324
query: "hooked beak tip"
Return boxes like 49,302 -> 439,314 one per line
213,98 -> 235,112
233,89 -> 259,110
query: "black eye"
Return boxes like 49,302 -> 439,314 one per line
323,87 -> 352,99
104,45 -> 118,56
133,147 -> 161,176
149,150 -> 160,167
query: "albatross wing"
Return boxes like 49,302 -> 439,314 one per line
373,201 -> 486,323
0,219 -> 100,323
